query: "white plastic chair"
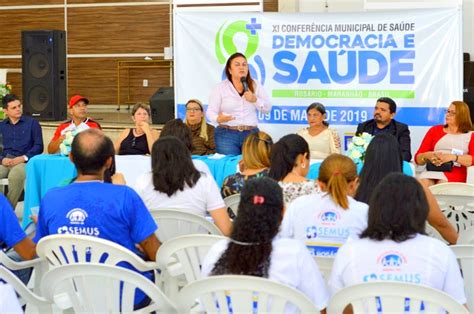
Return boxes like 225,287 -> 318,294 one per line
223,194 -> 240,217
177,275 -> 319,313
0,250 -> 47,295
313,256 -> 334,282
41,264 -> 176,314
149,208 -> 222,242
429,183 -> 474,232
0,266 -> 52,314
458,226 -> 474,244
450,245 -> 474,310
156,234 -> 226,302
36,234 -> 159,284
327,282 -> 468,313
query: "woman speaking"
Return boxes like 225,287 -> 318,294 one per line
207,52 -> 272,155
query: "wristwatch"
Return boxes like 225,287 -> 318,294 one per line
23,155 -> 29,162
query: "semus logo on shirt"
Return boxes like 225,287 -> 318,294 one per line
318,210 -> 340,225
66,208 -> 88,225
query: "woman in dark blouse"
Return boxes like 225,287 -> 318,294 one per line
184,99 -> 216,155
114,103 -> 160,155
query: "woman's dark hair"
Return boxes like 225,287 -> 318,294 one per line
151,136 -> 200,196
225,52 -> 255,93
306,102 -> 329,126
103,155 -> 116,183
268,134 -> 309,181
160,118 -> 194,152
355,133 -> 403,204
360,173 -> 429,242
211,177 -> 284,277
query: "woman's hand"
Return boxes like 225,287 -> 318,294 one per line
217,113 -> 234,123
243,91 -> 257,103
434,152 -> 457,165
137,121 -> 151,134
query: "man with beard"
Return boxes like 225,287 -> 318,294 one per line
356,97 -> 412,161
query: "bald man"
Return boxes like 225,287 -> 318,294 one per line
34,129 -> 160,261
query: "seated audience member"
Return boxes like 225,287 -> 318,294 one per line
114,103 -> 159,155
48,95 -> 101,154
202,177 -> 329,313
280,154 -> 368,256
184,99 -> 216,155
160,118 -> 212,176
268,134 -> 319,204
221,131 -> 272,198
329,173 -> 466,309
355,133 -> 458,244
297,102 -> 341,159
356,97 -> 412,161
35,129 -> 160,261
0,94 -> 43,209
0,194 -> 36,284
134,136 -> 232,236
415,101 -> 473,186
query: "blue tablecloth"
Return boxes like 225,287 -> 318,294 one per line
22,154 -> 241,228
307,160 -> 414,180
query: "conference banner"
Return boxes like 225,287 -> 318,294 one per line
174,8 -> 462,151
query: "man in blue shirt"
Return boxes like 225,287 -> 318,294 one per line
34,128 -> 160,261
0,94 -> 43,208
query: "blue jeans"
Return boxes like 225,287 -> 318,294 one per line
215,127 -> 259,155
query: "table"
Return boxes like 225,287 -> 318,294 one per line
23,154 -> 241,228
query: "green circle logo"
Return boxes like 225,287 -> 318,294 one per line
215,20 -> 259,64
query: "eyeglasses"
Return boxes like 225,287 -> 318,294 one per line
186,108 -> 202,112
445,110 -> 456,116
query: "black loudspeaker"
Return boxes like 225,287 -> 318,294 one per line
149,87 -> 174,124
22,30 -> 67,121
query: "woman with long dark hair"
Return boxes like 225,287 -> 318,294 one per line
134,136 -> 232,236
281,154 -> 367,256
268,134 -> 319,204
330,173 -> 466,308
355,133 -> 457,244
207,52 -> 271,155
202,177 -> 329,313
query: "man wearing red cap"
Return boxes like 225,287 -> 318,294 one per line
47,95 -> 101,154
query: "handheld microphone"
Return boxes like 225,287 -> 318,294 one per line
240,76 -> 249,92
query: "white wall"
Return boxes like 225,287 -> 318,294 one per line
279,0 -> 474,57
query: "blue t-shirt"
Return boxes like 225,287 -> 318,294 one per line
0,194 -> 26,248
34,182 -> 157,254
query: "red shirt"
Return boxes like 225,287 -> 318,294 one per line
51,118 -> 101,141
415,125 -> 474,182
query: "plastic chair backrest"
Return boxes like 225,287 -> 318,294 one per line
429,183 -> 474,232
156,234 -> 226,284
41,264 -> 176,313
0,266 -> 52,313
223,194 -> 240,217
0,250 -> 47,294
327,282 -> 468,313
36,234 -> 156,272
177,275 -> 318,313
458,226 -> 474,244
450,245 -> 473,310
149,208 -> 222,242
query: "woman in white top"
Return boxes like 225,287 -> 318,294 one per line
280,154 -> 368,256
202,177 -> 329,313
330,173 -> 467,310
134,136 -> 232,236
297,103 -> 341,159
268,134 -> 319,204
